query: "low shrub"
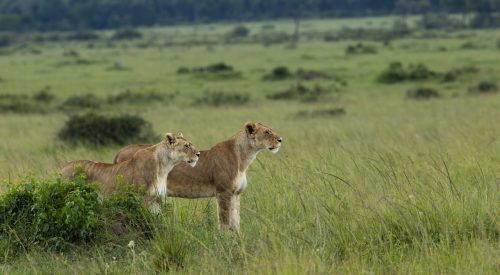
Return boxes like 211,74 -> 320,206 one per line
227,25 -> 250,39
33,86 -> 55,103
194,91 -> 250,107
296,69 -> 332,80
377,62 -> 437,83
442,66 -> 480,82
345,43 -> 377,55
111,28 -> 143,40
177,63 -> 241,80
107,90 -> 176,104
267,84 -> 331,102
259,31 -> 291,46
58,112 -> 157,146
263,66 -> 293,81
0,173 -> 153,255
417,13 -> 463,30
60,94 -> 102,110
406,87 -> 441,100
66,30 -> 100,41
295,107 -> 346,118
63,49 -> 79,57
0,94 -> 47,114
468,81 -> 498,94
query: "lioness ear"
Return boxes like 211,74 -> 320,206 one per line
245,122 -> 257,135
164,133 -> 176,145
176,132 -> 183,138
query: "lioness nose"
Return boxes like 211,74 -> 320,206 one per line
196,152 -> 200,157
278,137 -> 283,143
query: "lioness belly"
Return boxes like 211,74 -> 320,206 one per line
167,180 -> 216,198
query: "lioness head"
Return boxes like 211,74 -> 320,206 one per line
244,122 -> 283,154
163,133 -> 200,167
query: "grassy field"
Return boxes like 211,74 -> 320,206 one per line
0,17 -> 499,274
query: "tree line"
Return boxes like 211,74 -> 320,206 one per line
0,0 -> 498,31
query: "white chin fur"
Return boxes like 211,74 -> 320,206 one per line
189,160 -> 198,167
270,147 -> 280,154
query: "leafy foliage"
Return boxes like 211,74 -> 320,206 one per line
194,91 -> 250,107
406,87 -> 441,99
58,112 -> 157,146
267,84 -> 332,102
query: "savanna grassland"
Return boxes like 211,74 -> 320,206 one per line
0,17 -> 499,274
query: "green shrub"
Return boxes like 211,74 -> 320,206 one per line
377,62 -> 407,83
345,43 -> 377,55
0,174 -> 102,251
60,94 -> 102,110
111,28 -> 143,40
177,63 -> 241,80
107,90 -> 176,104
0,174 -> 153,255
468,81 -> 498,94
259,31 -> 291,46
194,91 -> 250,107
267,84 -> 331,102
263,66 -> 293,81
227,25 -> 250,38
295,108 -> 346,118
377,62 -> 436,83
66,30 -> 100,41
442,66 -> 480,82
58,112 -> 157,146
296,69 -> 332,81
406,87 -> 441,100
33,86 -> 55,103
0,94 -> 47,114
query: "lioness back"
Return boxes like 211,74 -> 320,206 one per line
113,144 -> 152,164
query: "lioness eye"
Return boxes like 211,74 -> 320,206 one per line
265,131 -> 270,134
184,144 -> 189,148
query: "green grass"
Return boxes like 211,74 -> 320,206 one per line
1,17 -> 499,274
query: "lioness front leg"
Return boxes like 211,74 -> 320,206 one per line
217,192 -> 239,231
229,194 -> 240,232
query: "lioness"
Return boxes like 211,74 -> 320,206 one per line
61,133 -> 200,206
113,122 -> 282,231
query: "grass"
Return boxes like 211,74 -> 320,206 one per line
1,17 -> 500,274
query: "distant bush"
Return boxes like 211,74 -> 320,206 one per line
263,66 -> 293,81
296,69 -> 332,80
33,86 -> 55,103
460,41 -> 482,50
0,174 -> 153,254
58,112 -> 157,146
63,49 -> 79,57
107,90 -> 177,104
66,30 -> 100,41
227,25 -> 250,38
194,91 -> 250,107
345,43 -> 377,55
377,62 -> 436,83
0,94 -> 47,114
406,87 -> 441,100
468,81 -> 498,94
267,84 -> 331,102
442,66 -> 479,82
111,28 -> 143,40
470,13 -> 500,29
177,62 -> 241,80
333,26 -> 409,42
295,107 -> 346,118
60,94 -> 102,110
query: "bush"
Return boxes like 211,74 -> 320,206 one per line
267,84 -> 331,102
377,62 -> 437,83
194,91 -> 250,107
0,175 -> 102,251
406,87 -> 441,100
111,28 -> 143,40
0,33 -> 14,47
259,31 -> 291,46
107,90 -> 176,104
296,69 -> 332,81
58,112 -> 157,146
295,108 -> 346,118
66,30 -> 100,41
227,25 -> 250,38
442,66 -> 480,82
60,94 -> 102,110
0,94 -> 47,114
0,174 -> 153,255
177,63 -> 241,80
417,13 -> 463,30
345,43 -> 377,55
33,86 -> 55,103
263,66 -> 293,81
468,81 -> 498,94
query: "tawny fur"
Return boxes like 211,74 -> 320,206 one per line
113,122 -> 282,231
61,133 -> 199,199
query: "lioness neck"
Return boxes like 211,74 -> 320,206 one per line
151,143 -> 177,176
231,131 -> 261,172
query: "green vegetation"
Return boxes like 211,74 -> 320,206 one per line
0,17 -> 499,274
